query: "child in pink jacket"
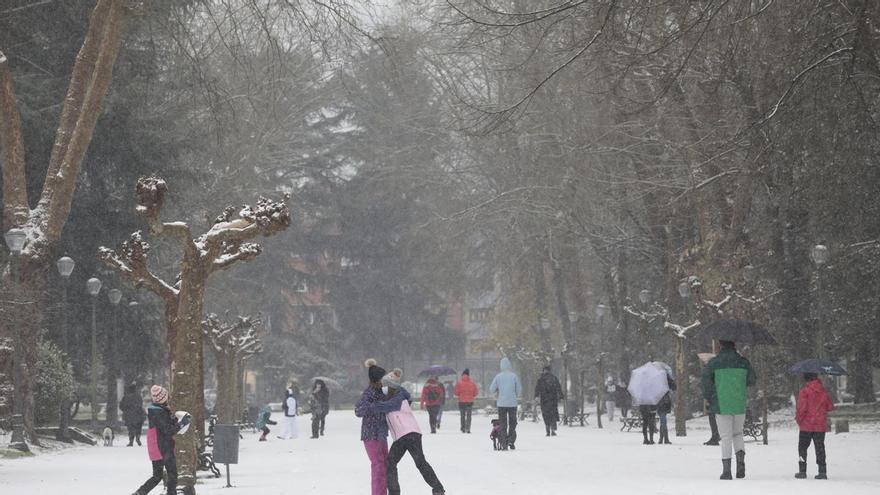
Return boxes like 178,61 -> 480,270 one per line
382,369 -> 446,495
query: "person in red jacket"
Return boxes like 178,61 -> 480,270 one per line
420,377 -> 445,434
795,373 -> 834,480
454,369 -> 479,434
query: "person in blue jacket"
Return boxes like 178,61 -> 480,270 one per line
489,357 -> 522,450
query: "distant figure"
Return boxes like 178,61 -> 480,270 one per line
656,375 -> 676,445
278,388 -> 299,440
420,377 -> 445,434
794,373 -> 833,479
489,357 -> 522,450
119,383 -> 146,447
534,365 -> 564,436
701,340 -> 756,480
614,381 -> 630,418
454,369 -> 478,434
603,377 -> 617,422
382,369 -> 446,495
255,404 -> 276,441
309,380 -> 328,439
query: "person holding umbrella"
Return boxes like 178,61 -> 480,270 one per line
701,340 -> 756,480
420,376 -> 446,434
791,359 -> 841,480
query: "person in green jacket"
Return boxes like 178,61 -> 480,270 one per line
701,340 -> 756,480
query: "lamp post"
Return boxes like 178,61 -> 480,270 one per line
595,304 -> 607,429
107,288 -> 122,426
86,277 -> 102,431
811,245 -> 829,359
56,255 -> 75,442
565,311 -> 580,422
5,228 -> 28,451
675,281 -> 690,437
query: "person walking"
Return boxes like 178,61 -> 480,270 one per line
794,373 -> 834,479
119,383 -> 146,447
603,377 -> 617,422
278,388 -> 299,440
534,365 -> 564,436
489,357 -> 522,450
701,340 -> 757,480
132,385 -> 188,495
255,404 -> 277,441
355,359 -> 409,495
420,376 -> 445,434
614,381 -> 630,418
454,369 -> 478,434
382,369 -> 446,495
315,379 -> 330,436
309,381 -> 327,439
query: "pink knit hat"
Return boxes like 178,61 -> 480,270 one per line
150,385 -> 169,404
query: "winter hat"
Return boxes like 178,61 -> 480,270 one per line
382,369 -> 403,390
462,368 -> 470,376
150,385 -> 169,404
365,358 -> 386,383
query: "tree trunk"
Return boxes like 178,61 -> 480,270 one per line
674,336 -> 688,437
171,269 -> 206,490
215,354 -> 237,423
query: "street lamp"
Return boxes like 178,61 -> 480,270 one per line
639,289 -> 651,305
107,289 -> 122,426
86,277 -> 102,431
56,255 -> 75,442
595,304 -> 607,320
743,264 -> 757,283
675,278 -> 692,437
678,281 -> 690,299
811,244 -> 829,359
5,228 -> 27,451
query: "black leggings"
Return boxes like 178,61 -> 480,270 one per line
427,406 -> 442,433
459,403 -> 473,432
498,406 -> 518,448
136,456 -> 177,495
386,433 -> 444,495
641,410 -> 656,439
799,431 -> 826,466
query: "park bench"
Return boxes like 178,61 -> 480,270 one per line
620,415 -> 657,432
563,411 -> 589,426
743,416 -> 764,442
827,402 -> 880,432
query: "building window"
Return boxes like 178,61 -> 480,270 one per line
294,280 -> 308,293
469,308 -> 492,322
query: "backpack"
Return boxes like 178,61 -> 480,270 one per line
426,386 -> 439,403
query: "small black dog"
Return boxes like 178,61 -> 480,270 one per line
490,419 -> 502,450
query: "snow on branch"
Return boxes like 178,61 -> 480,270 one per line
200,193 -> 291,273
202,312 -> 263,359
664,320 -> 702,339
98,230 -> 176,300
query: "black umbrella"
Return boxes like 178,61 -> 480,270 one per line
790,359 -> 847,376
417,365 -> 457,378
697,319 -> 777,345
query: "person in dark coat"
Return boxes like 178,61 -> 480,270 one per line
133,385 -> 187,495
314,379 -> 330,436
614,381 -> 631,418
534,365 -> 565,436
309,380 -> 329,439
119,383 -> 146,447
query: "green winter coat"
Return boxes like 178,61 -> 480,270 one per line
701,347 -> 756,415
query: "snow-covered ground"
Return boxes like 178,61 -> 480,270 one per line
2,410 -> 879,494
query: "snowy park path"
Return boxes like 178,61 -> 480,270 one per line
2,410 -> 879,494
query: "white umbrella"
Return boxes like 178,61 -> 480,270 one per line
627,363 -> 671,406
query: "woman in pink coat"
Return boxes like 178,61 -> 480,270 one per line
382,369 -> 445,495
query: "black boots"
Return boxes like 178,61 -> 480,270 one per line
735,450 -> 745,479
815,464 -> 827,480
720,459 -> 732,480
795,461 -> 807,479
704,437 -> 720,446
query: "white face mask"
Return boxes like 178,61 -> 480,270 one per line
381,386 -> 389,395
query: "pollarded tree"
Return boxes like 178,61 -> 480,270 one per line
202,313 -> 262,424
98,176 -> 289,492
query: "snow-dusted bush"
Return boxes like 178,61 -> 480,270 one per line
34,340 -> 74,426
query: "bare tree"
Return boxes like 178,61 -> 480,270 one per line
203,312 -> 262,423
